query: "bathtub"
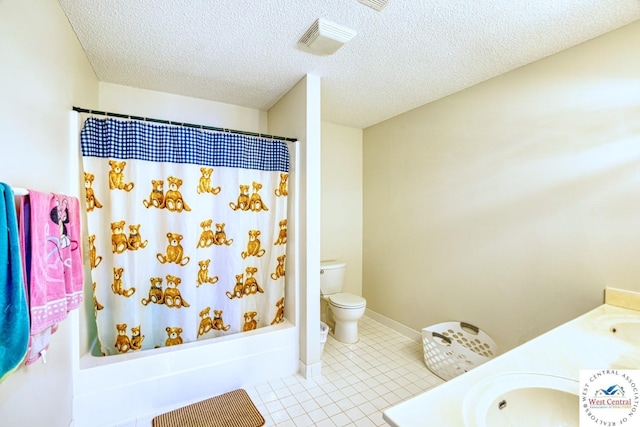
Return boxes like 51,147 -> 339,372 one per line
72,319 -> 298,426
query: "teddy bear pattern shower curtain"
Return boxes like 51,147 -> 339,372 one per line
80,117 -> 289,355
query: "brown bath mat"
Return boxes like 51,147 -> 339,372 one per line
152,389 -> 265,427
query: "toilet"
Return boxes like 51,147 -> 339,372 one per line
320,260 -> 366,343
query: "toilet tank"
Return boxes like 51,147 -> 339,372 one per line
320,260 -> 346,295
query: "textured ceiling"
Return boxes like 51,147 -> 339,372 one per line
58,1 -> 640,129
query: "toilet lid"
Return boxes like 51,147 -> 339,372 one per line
329,293 -> 366,308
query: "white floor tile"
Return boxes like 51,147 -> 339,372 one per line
370,395 -> 392,411
316,418 -> 338,427
307,386 -> 325,398
335,398 -> 356,412
328,389 -> 347,403
361,388 -> 380,402
279,394 -> 299,409
357,401 -> 378,417
329,412 -> 352,426
268,378 -> 287,391
345,406 -> 366,422
320,382 -> 338,394
307,407 -> 329,423
381,390 -> 403,406
348,393 -> 368,406
265,399 -> 284,413
275,387 -> 293,399
322,402 -> 343,418
341,385 -> 359,398
354,416 -> 378,427
288,382 -> 306,394
394,387 -> 414,400
368,410 -> 388,426
301,398 -> 320,413
291,413 -> 315,427
314,394 -> 333,407
294,390 -> 314,404
285,403 -> 306,418
260,390 -> 279,404
255,383 -> 272,394
269,409 -> 291,425
283,375 -> 301,386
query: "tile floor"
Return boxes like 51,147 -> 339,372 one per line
136,315 -> 444,426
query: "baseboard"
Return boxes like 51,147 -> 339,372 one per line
299,360 -> 322,379
365,308 -> 421,342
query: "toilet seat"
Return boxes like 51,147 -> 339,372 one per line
329,293 -> 366,309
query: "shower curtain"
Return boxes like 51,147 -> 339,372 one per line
80,117 -> 289,355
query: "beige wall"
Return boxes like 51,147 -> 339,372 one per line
321,122 -> 363,296
0,0 -> 98,426
363,20 -> 640,351
99,82 -> 269,132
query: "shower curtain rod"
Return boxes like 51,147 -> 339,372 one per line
72,106 -> 297,142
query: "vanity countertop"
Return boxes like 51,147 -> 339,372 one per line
383,296 -> 640,427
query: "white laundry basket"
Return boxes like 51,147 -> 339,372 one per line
320,321 -> 329,355
422,321 -> 498,381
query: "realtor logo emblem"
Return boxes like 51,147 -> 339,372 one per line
580,370 -> 639,426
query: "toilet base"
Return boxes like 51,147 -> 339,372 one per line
333,320 -> 359,344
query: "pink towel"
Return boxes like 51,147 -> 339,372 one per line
22,191 -> 84,364
61,196 -> 84,311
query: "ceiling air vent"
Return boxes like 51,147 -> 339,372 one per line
358,0 -> 388,11
298,18 -> 356,56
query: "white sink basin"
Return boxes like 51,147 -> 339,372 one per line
604,317 -> 640,344
463,372 -> 578,427
594,314 -> 640,368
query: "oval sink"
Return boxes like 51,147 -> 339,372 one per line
463,372 -> 578,427
607,320 -> 640,344
590,314 -> 640,369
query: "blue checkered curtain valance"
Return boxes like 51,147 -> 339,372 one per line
80,117 -> 290,172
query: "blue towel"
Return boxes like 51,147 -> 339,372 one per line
0,183 -> 29,382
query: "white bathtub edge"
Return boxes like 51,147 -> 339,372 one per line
72,322 -> 298,427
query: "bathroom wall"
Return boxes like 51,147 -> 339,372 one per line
363,20 -> 640,351
98,82 -> 268,131
321,122 -> 363,296
0,0 -> 99,426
